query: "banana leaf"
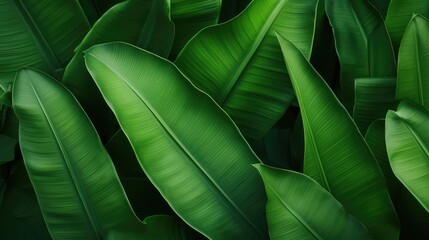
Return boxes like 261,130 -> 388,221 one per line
385,0 -> 429,55
62,0 -> 174,140
0,0 -> 90,83
13,69 -> 146,239
396,15 -> 429,109
254,164 -> 370,240
386,100 -> 429,212
76,0 -> 100,25
369,0 -> 390,19
170,0 -> 221,58
353,77 -> 396,134
325,0 -> 396,112
85,42 -> 268,239
175,0 -> 320,140
278,34 -> 399,239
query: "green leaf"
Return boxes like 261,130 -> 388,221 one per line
170,0 -> 221,58
0,134 -> 17,164
254,164 -> 370,240
325,0 -> 396,111
385,0 -> 429,55
63,0 -> 174,139
175,0 -> 320,139
218,0 -> 251,22
0,0 -> 90,83
369,0 -> 390,18
13,69 -> 145,239
386,100 -> 429,212
278,34 -> 399,239
353,77 -> 396,134
396,15 -> 429,108
77,0 -> 100,25
364,119 -> 401,204
85,42 -> 268,239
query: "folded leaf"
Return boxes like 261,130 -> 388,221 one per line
386,100 -> 429,212
0,0 -> 90,83
63,0 -> 174,139
278,34 -> 399,239
254,164 -> 370,240
170,0 -> 221,58
175,0 -> 320,139
396,15 -> 429,109
385,0 -> 429,55
325,0 -> 396,111
85,42 -> 268,239
13,69 -> 145,239
353,77 -> 396,134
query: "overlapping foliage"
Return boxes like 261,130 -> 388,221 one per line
1,0 -> 429,239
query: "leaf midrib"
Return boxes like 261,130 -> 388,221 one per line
26,74 -> 101,239
219,0 -> 289,104
87,52 -> 265,237
12,0 -> 63,71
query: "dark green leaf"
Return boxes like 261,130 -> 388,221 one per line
175,0 -> 320,139
0,134 -> 17,164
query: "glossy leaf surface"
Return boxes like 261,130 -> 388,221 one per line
396,15 -> 429,109
386,100 -> 429,212
278,35 -> 399,239
13,69 -> 144,239
175,0 -> 319,139
85,42 -> 268,239
255,164 -> 370,240
0,0 -> 90,83
325,0 -> 396,111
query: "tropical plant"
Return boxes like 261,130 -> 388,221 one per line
1,0 -> 429,239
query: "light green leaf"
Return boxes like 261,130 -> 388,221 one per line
63,0 -> 174,138
13,69 -> 145,239
385,0 -> 429,55
325,0 -> 396,111
278,34 -> 399,239
386,100 -> 429,212
0,134 -> 17,164
170,0 -> 221,58
254,164 -> 370,240
175,0 -> 320,139
396,15 -> 429,108
85,42 -> 268,239
353,77 -> 396,134
0,0 -> 90,83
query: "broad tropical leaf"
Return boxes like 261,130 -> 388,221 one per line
63,0 -> 174,138
77,0 -> 100,25
0,0 -> 90,83
385,0 -> 429,55
175,0 -> 320,139
254,164 -> 370,240
0,134 -> 17,163
13,69 -> 145,239
396,15 -> 429,109
85,42 -> 268,239
278,35 -> 399,239
353,77 -> 396,134
325,0 -> 396,112
386,100 -> 429,212
170,0 -> 221,58
365,119 -> 401,203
